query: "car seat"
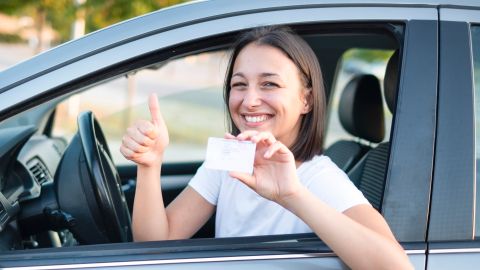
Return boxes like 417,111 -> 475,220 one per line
324,74 -> 385,172
347,51 -> 399,211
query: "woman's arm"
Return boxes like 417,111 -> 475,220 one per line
121,94 -> 214,242
133,166 -> 214,241
230,130 -> 413,270
280,188 -> 412,270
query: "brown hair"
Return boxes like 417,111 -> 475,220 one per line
224,26 -> 326,162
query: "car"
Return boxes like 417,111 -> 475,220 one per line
0,0 -> 478,269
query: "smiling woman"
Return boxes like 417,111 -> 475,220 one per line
228,43 -> 312,151
120,26 -> 412,270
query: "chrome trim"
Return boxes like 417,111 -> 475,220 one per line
1,253 -> 336,270
405,250 -> 426,255
0,250 -> 425,270
440,8 -> 480,23
430,248 -> 480,254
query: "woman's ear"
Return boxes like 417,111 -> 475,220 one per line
301,89 -> 313,114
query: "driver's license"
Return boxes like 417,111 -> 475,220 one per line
204,137 -> 256,174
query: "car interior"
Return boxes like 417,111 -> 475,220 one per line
0,22 -> 402,252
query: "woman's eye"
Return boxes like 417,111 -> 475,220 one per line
231,82 -> 247,89
262,82 -> 279,88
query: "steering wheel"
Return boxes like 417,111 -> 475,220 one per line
77,111 -> 132,242
55,111 -> 132,244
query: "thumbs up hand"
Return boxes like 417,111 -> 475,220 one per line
120,93 -> 169,168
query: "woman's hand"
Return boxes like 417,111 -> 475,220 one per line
227,131 -> 302,205
120,93 -> 169,168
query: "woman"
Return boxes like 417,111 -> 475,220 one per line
120,26 -> 412,269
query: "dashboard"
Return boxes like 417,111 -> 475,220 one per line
0,126 -> 66,249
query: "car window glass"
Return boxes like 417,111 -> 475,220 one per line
472,26 -> 480,236
52,50 -> 229,165
325,48 -> 394,149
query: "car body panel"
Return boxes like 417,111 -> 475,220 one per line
427,6 -> 480,268
0,241 -> 427,270
1,0 -> 479,269
382,19 -> 438,242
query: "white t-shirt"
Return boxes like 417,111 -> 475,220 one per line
188,155 -> 370,238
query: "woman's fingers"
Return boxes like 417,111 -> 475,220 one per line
120,144 -> 136,160
127,122 -> 156,146
236,130 -> 259,141
149,93 -> 170,146
148,93 -> 162,127
236,131 -> 276,145
119,93 -> 170,167
264,141 -> 281,158
122,135 -> 150,154
224,132 -> 236,139
250,132 -> 276,145
263,141 -> 290,158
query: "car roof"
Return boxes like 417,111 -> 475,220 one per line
0,0 -> 477,93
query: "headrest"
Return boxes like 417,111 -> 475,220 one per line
338,74 -> 385,143
384,50 -> 399,113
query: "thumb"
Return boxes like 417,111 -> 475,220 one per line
148,93 -> 161,126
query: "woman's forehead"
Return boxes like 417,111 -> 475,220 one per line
232,44 -> 298,77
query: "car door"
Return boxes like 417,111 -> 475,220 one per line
427,6 -> 480,269
0,1 -> 436,269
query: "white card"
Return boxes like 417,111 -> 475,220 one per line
204,137 -> 256,174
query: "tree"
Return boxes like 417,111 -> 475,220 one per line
0,0 -> 74,52
0,0 -> 189,51
84,0 -> 188,33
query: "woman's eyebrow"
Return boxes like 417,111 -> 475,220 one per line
260,72 -> 280,78
232,72 -> 246,79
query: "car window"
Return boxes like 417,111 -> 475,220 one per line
325,48 -> 394,148
52,50 -> 229,165
473,26 -> 480,235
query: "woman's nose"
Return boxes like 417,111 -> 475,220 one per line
242,88 -> 262,108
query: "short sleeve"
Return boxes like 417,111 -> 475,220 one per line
306,161 -> 370,213
188,163 -> 222,205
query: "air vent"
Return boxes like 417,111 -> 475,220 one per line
27,158 -> 52,185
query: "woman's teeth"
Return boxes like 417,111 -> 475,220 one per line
245,115 -> 269,123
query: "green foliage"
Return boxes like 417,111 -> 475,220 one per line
343,49 -> 393,63
0,0 -> 189,43
0,33 -> 23,43
85,0 -> 189,32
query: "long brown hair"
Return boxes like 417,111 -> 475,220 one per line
224,26 -> 326,162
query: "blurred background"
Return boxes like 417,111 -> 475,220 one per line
0,1 -> 393,164
0,0 -> 189,70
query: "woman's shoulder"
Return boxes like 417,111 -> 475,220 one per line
298,155 -> 349,182
299,155 -> 340,173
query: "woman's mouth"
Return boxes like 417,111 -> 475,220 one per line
242,114 -> 272,126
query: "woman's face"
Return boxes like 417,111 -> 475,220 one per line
229,43 -> 310,148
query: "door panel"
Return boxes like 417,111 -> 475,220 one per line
428,7 -> 480,269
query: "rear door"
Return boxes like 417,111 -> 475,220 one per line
427,6 -> 480,269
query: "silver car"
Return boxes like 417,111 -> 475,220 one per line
0,0 -> 479,269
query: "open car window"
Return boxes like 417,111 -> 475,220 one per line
325,48 -> 394,148
52,50 -> 229,165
